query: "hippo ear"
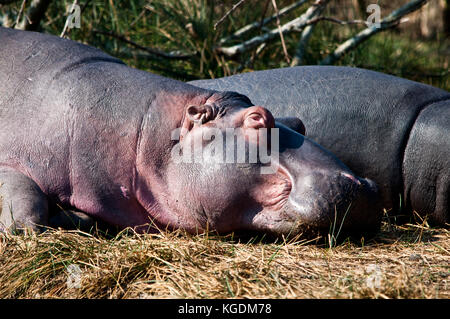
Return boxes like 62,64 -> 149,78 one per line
275,117 -> 306,136
186,104 -> 214,126
180,104 -> 215,140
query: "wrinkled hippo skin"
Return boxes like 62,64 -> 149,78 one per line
190,66 -> 450,225
0,27 -> 381,236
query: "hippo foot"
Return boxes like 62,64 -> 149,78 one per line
0,166 -> 49,234
0,166 -> 116,235
48,209 -> 120,236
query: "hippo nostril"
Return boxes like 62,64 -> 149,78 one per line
340,172 -> 361,186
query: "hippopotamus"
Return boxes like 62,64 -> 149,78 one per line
190,66 -> 450,225
0,27 -> 381,236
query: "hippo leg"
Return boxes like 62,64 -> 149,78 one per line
48,209 -> 118,234
49,210 -> 96,231
0,167 -> 49,233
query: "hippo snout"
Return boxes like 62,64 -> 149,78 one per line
286,169 -> 381,234
248,123 -> 384,237
342,176 -> 382,233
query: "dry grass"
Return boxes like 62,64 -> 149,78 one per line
0,220 -> 448,299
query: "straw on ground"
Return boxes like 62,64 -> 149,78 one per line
0,221 -> 448,299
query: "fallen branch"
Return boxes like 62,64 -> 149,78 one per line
214,0 -> 246,30
271,0 -> 290,63
92,29 -> 195,60
320,0 -> 428,65
60,0 -> 92,37
290,2 -> 327,66
11,0 -> 26,28
60,0 -> 78,37
257,0 -> 271,34
218,0 -> 308,45
129,5 -> 149,28
216,0 -> 329,58
238,0 -> 271,71
290,24 -> 314,66
299,16 -> 370,28
15,0 -> 51,31
114,48 -> 198,80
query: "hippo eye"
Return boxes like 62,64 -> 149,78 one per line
245,113 -> 265,129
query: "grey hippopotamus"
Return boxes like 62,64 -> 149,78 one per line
190,66 -> 450,225
0,27 -> 381,236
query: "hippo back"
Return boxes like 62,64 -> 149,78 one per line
189,66 -> 450,219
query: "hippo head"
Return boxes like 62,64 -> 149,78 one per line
163,92 -> 381,238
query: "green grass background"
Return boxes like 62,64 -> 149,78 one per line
2,0 -> 447,89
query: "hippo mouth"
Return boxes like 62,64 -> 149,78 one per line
245,124 -> 382,237
287,172 -> 378,229
251,164 -> 293,212
248,169 -> 380,238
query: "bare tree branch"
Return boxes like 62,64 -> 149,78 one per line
271,0 -> 290,63
12,0 -> 26,28
290,2 -> 326,66
114,47 -> 198,80
320,0 -> 428,65
239,0 -> 270,71
15,0 -> 51,31
290,25 -> 314,66
257,0 -> 271,33
92,29 -> 195,60
129,5 -> 149,28
214,0 -> 246,30
216,0 -> 329,58
219,0 -> 308,45
60,0 -> 78,37
60,0 -> 92,37
300,16 -> 370,28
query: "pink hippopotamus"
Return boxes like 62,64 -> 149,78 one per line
0,27 -> 380,237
